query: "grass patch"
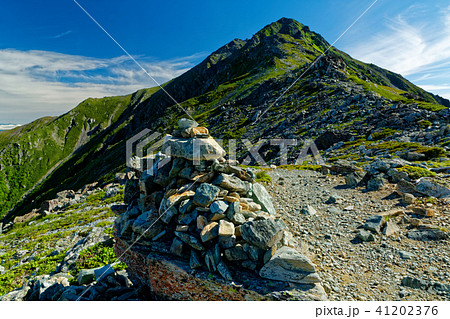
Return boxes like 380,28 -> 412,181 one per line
69,241 -> 126,283
255,171 -> 272,184
397,165 -> 436,179
370,128 -> 399,141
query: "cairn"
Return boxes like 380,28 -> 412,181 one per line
115,118 -> 321,288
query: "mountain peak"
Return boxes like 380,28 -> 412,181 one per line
257,17 -> 305,38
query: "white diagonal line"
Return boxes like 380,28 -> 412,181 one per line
72,0 -> 195,121
256,0 -> 380,123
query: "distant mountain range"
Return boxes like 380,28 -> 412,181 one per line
0,17 -> 448,222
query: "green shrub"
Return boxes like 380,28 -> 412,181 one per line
397,165 -> 436,179
370,128 -> 399,141
255,171 -> 272,183
418,120 -> 432,128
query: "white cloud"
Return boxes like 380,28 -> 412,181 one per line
0,49 -> 205,124
346,4 -> 450,99
0,124 -> 21,130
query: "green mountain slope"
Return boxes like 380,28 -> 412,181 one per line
1,17 -> 448,221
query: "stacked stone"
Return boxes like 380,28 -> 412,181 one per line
116,118 -> 320,285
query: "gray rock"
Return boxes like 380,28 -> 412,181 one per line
218,220 -> 235,236
78,269 -> 96,285
401,276 -> 429,289
399,251 -> 415,260
407,229 -> 449,241
178,118 -> 198,129
0,284 -> 31,301
178,210 -> 198,225
179,198 -> 193,215
364,215 -> 385,233
300,205 -> 318,216
169,157 -> 186,178
160,206 -> 177,224
325,194 -> 344,204
94,265 -> 115,283
251,183 -> 276,215
415,178 -> 450,199
217,261 -> 233,281
231,212 -> 246,225
193,183 -> 220,207
204,248 -> 220,272
382,220 -> 400,236
161,135 -> 226,161
224,245 -> 248,261
244,244 -> 263,262
175,231 -> 205,251
213,173 -> 251,194
241,218 -> 286,250
403,152 -> 426,161
170,237 -> 184,257
369,159 -> 390,172
367,177 -> 384,191
329,160 -> 361,174
345,171 -> 365,188
433,282 -> 450,293
226,201 -> 241,220
200,222 -> 219,242
259,246 -> 319,284
327,206 -> 341,214
132,210 -> 165,240
218,235 -> 236,249
357,229 -> 375,242
189,250 -> 202,269
210,201 -> 229,215
0,265 -> 5,275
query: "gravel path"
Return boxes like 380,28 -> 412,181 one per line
266,169 -> 450,301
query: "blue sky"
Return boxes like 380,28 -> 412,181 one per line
1,0 -> 449,126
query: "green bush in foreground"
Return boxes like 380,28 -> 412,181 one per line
255,171 -> 272,183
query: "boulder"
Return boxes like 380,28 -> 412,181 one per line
414,178 -> 450,199
367,177 -> 384,191
329,160 -> 361,175
78,269 -> 96,285
210,201 -> 229,215
259,246 -> 319,284
299,205 -> 317,216
200,222 -> 219,242
251,183 -> 276,215
175,232 -> 205,251
407,229 -> 449,241
178,118 -> 198,129
240,218 -> 286,250
94,265 -> 115,283
213,173 -> 251,194
161,135 -> 226,161
357,229 -> 375,242
364,215 -> 385,233
193,183 -> 220,207
218,220 -> 235,237
382,220 -> 400,237
226,201 -> 241,220
345,171 -> 365,188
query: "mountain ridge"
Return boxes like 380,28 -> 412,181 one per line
1,17 -> 449,222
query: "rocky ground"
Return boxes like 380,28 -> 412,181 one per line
0,183 -> 152,301
266,168 -> 449,301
